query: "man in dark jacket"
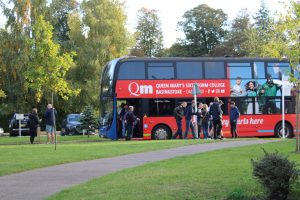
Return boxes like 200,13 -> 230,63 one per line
230,101 -> 240,138
172,102 -> 187,139
184,100 -> 196,139
119,103 -> 128,138
44,104 -> 57,144
209,97 -> 223,140
124,106 -> 136,141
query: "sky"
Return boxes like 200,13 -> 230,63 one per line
124,0 -> 288,47
0,0 -> 289,47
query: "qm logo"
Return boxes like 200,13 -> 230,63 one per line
128,82 -> 153,96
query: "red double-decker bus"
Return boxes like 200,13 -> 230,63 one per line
99,57 -> 296,140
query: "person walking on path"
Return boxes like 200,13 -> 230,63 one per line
209,97 -> 223,140
230,101 -> 240,138
172,102 -> 187,139
124,106 -> 136,141
184,100 -> 196,139
44,104 -> 57,144
28,107 -> 40,144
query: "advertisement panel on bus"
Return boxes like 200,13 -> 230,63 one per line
116,80 -> 231,98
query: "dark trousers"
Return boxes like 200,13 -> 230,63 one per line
184,119 -> 196,139
230,121 -> 238,138
30,129 -> 37,144
263,100 -> 277,114
125,125 -> 134,140
173,119 -> 183,139
213,119 -> 222,139
201,122 -> 209,139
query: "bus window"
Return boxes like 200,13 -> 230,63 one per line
228,63 -> 252,79
204,62 -> 225,79
176,62 -> 203,79
267,63 -> 290,80
148,62 -> 174,80
118,62 -> 145,79
254,62 -> 265,79
149,99 -> 175,116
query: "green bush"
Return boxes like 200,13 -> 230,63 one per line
226,188 -> 248,200
251,149 -> 299,200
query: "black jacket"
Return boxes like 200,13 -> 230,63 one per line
174,106 -> 184,120
209,102 -> 223,120
28,113 -> 39,130
201,110 -> 210,124
125,111 -> 136,126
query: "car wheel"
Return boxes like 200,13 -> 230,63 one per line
275,122 -> 293,138
152,125 -> 171,140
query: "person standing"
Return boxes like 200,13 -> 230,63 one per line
184,100 -> 196,139
230,77 -> 245,97
230,101 -> 240,138
200,104 -> 209,139
197,102 -> 203,138
28,107 -> 40,144
124,106 -> 136,141
172,102 -> 187,139
259,74 -> 281,114
44,104 -> 57,144
119,103 -> 128,138
209,97 -> 223,140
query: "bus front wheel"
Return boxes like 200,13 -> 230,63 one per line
275,122 -> 293,138
152,125 -> 171,140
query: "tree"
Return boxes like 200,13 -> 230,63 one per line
24,16 -> 80,103
135,8 -> 163,57
47,0 -> 78,53
166,41 -> 195,57
80,105 -> 98,136
63,0 -> 130,112
244,0 -> 275,56
261,1 -> 300,152
213,9 -> 251,57
178,4 -> 228,56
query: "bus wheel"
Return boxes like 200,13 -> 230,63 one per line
275,122 -> 293,138
152,125 -> 171,140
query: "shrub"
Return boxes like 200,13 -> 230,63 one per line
251,149 -> 299,200
226,188 -> 247,200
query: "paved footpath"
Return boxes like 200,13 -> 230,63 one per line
0,140 -> 277,200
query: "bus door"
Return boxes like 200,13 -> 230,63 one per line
125,99 -> 144,138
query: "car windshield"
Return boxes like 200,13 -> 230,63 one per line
68,115 -> 81,122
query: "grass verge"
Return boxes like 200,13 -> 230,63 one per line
0,138 -> 216,176
0,135 -> 105,145
47,140 -> 300,200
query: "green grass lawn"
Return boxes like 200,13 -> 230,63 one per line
47,140 -> 300,200
0,138 -> 216,176
0,135 -> 105,145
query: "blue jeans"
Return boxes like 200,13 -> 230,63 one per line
184,119 -> 195,139
122,120 -> 126,137
172,119 -> 183,139
201,122 -> 209,139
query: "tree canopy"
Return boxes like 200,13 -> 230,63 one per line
134,8 -> 163,57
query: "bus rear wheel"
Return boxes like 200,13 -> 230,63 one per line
275,122 -> 293,138
152,125 -> 171,140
